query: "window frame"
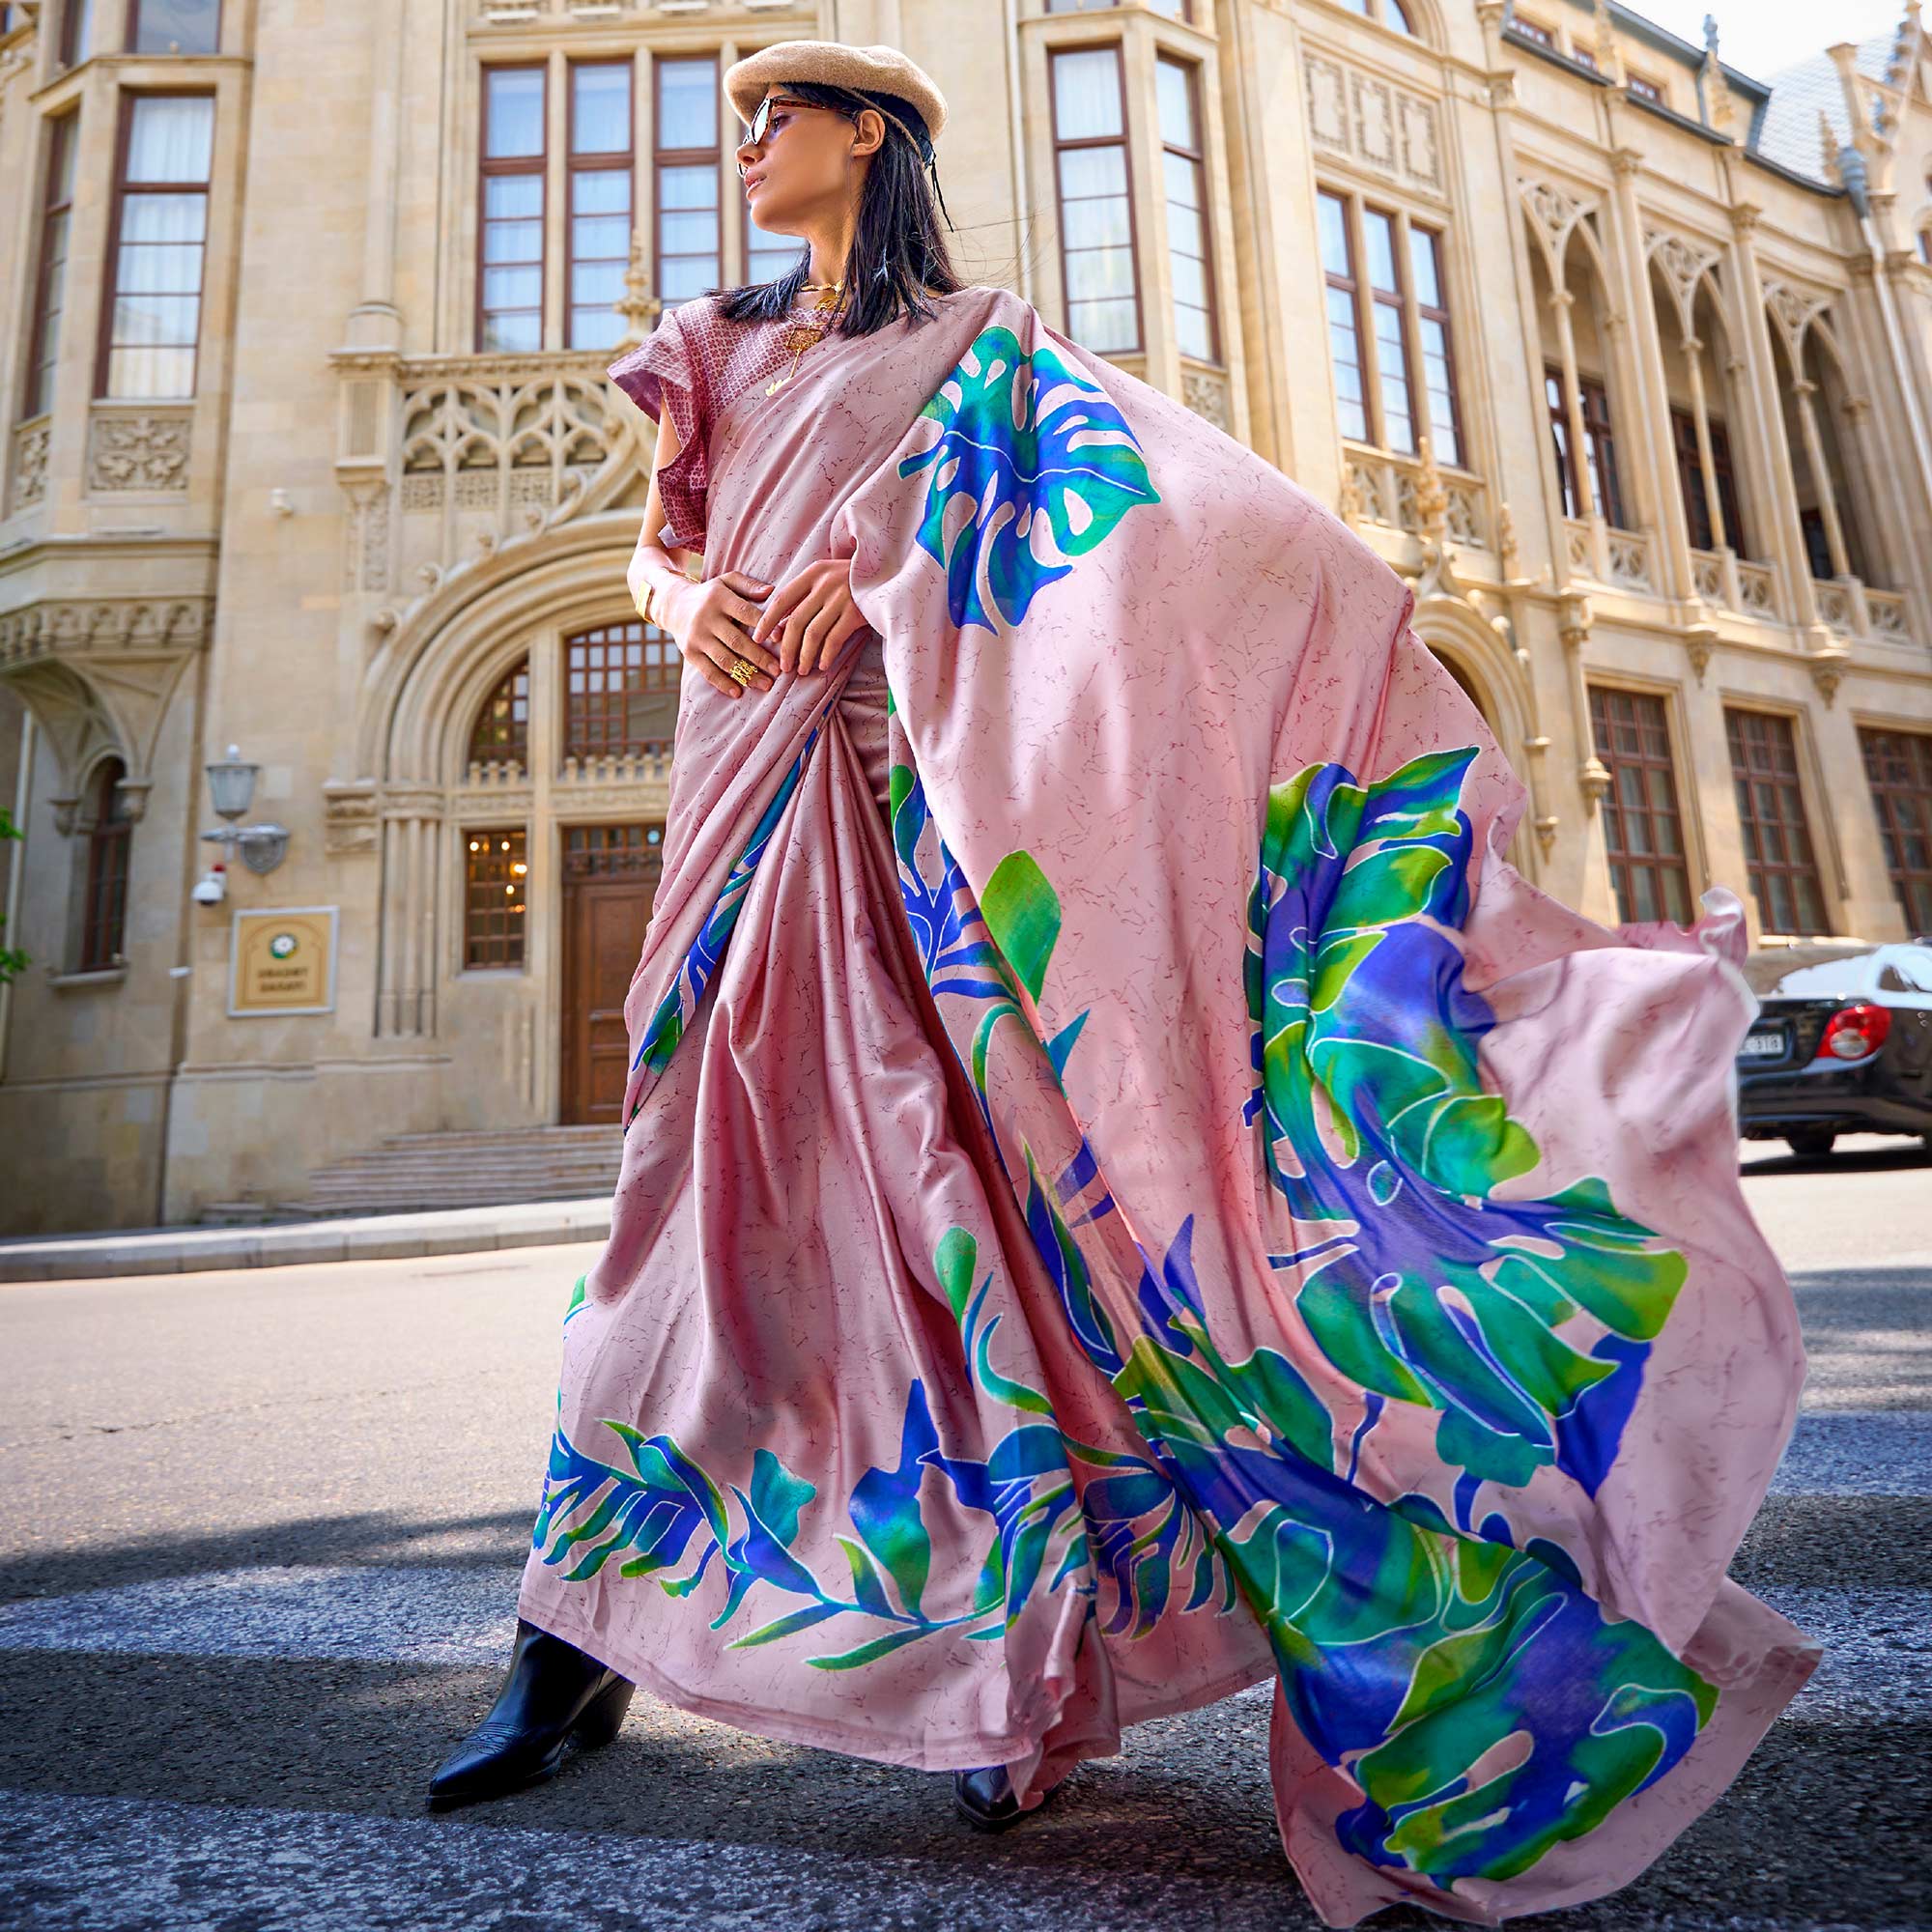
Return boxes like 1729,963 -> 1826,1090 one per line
1321,185 -> 1464,468
1724,706 -> 1832,938
1545,361 -> 1627,528
1154,51 -> 1220,366
78,758 -> 132,973
1407,219 -> 1464,469
476,62 -> 549,355
1588,684 -> 1696,925
563,616 -> 682,765
652,50 -> 723,318
128,0 -> 223,56
96,90 -> 216,402
59,0 -> 93,68
462,826 -> 529,971
1859,724 -> 1932,935
1047,40 -> 1144,357
24,112 -> 79,421
565,57 -> 634,352
1670,405 -> 1747,558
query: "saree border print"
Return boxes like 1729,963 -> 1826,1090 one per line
534,320 -> 1760,1910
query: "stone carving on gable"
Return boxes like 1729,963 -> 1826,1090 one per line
1305,53 -> 1444,197
0,597 -> 213,825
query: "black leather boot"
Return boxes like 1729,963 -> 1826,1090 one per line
426,1617 -> 635,1812
952,1764 -> 1065,1832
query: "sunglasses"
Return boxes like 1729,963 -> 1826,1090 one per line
742,94 -> 860,149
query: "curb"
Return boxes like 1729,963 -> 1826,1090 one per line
0,1200 -> 613,1283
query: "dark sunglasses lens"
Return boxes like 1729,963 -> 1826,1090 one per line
751,98 -> 774,144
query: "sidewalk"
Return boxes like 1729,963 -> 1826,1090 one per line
0,1198 -> 612,1283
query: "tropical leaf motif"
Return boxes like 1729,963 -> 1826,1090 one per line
891,724 -> 1719,1891
899,325 -> 1159,632
1245,750 -> 1690,1500
631,724 -> 822,1108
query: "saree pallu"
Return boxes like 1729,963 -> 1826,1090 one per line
518,284 -> 1819,1925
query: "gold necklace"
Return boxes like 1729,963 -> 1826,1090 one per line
766,279 -> 846,396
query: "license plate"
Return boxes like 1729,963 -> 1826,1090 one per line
1739,1030 -> 1787,1061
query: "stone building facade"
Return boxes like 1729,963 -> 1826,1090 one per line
2,0 -> 1930,1233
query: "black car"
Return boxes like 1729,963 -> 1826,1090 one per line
1735,940 -> 1932,1158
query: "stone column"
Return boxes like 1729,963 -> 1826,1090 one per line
1682,335 -> 1727,552
377,788 -> 444,1038
341,0 -> 408,352
1724,204 -> 1822,633
1547,287 -> 1596,523
1791,378 -> 1852,580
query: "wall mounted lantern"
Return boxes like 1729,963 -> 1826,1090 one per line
199,743 -> 291,876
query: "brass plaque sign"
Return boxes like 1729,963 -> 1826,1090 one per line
229,906 -> 338,1016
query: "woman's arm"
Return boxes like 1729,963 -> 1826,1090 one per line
628,411 -> 781,700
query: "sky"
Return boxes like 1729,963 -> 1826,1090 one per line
1630,1 -> 1909,80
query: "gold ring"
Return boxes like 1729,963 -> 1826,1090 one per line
726,657 -> 756,687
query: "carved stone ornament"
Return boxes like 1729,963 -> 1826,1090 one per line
12,419 -> 50,512
86,409 -> 192,493
322,779 -> 381,857
0,597 -> 213,821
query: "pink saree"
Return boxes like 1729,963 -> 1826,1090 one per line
517,282 -> 1819,1925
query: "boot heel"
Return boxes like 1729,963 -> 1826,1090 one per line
571,1675 -> 635,1750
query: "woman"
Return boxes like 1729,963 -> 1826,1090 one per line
428,39 -> 1819,1927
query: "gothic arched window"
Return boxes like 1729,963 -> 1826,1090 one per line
80,756 -> 132,971
469,657 -> 529,770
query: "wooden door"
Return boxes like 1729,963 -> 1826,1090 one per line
560,824 -> 664,1124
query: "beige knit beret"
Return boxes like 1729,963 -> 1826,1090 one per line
724,41 -> 949,146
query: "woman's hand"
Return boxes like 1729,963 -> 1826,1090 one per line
657,568 -> 781,700
751,557 -> 870,675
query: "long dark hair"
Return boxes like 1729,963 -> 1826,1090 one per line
713,82 -> 965,337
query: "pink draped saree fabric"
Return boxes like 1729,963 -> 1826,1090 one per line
518,283 -> 1819,1925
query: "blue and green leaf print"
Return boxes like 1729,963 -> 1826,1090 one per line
1245,750 -> 1690,1500
630,724 -> 822,1112
889,727 -> 1717,1889
899,325 -> 1159,632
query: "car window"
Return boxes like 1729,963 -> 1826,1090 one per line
1745,952 -> 1875,998
1883,948 -> 1932,994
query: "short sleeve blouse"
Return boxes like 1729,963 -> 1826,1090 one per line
608,296 -> 825,556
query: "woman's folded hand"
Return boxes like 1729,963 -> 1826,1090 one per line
752,557 -> 870,676
661,569 -> 781,700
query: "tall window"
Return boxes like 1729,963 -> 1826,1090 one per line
568,62 -> 632,350
129,0 -> 220,54
1861,726 -> 1932,934
79,758 -> 132,972
1589,688 -> 1693,923
1320,189 -> 1463,463
1725,709 -> 1828,936
1671,407 -> 1747,556
469,658 -> 530,770
1409,223 -> 1463,469
478,66 -> 545,352
25,115 -> 79,420
1319,191 -> 1368,443
1050,45 -> 1139,355
464,829 -> 527,969
59,0 -> 94,66
1156,56 -> 1216,363
656,55 -> 721,312
565,619 -> 680,762
1546,365 -> 1626,527
99,95 -> 214,400
1362,208 -> 1414,453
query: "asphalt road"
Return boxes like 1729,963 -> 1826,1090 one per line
1,1135 -> 1927,1931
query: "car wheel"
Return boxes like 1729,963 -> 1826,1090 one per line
1786,1130 -> 1836,1159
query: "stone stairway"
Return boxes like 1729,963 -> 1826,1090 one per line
275,1124 -> 623,1219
